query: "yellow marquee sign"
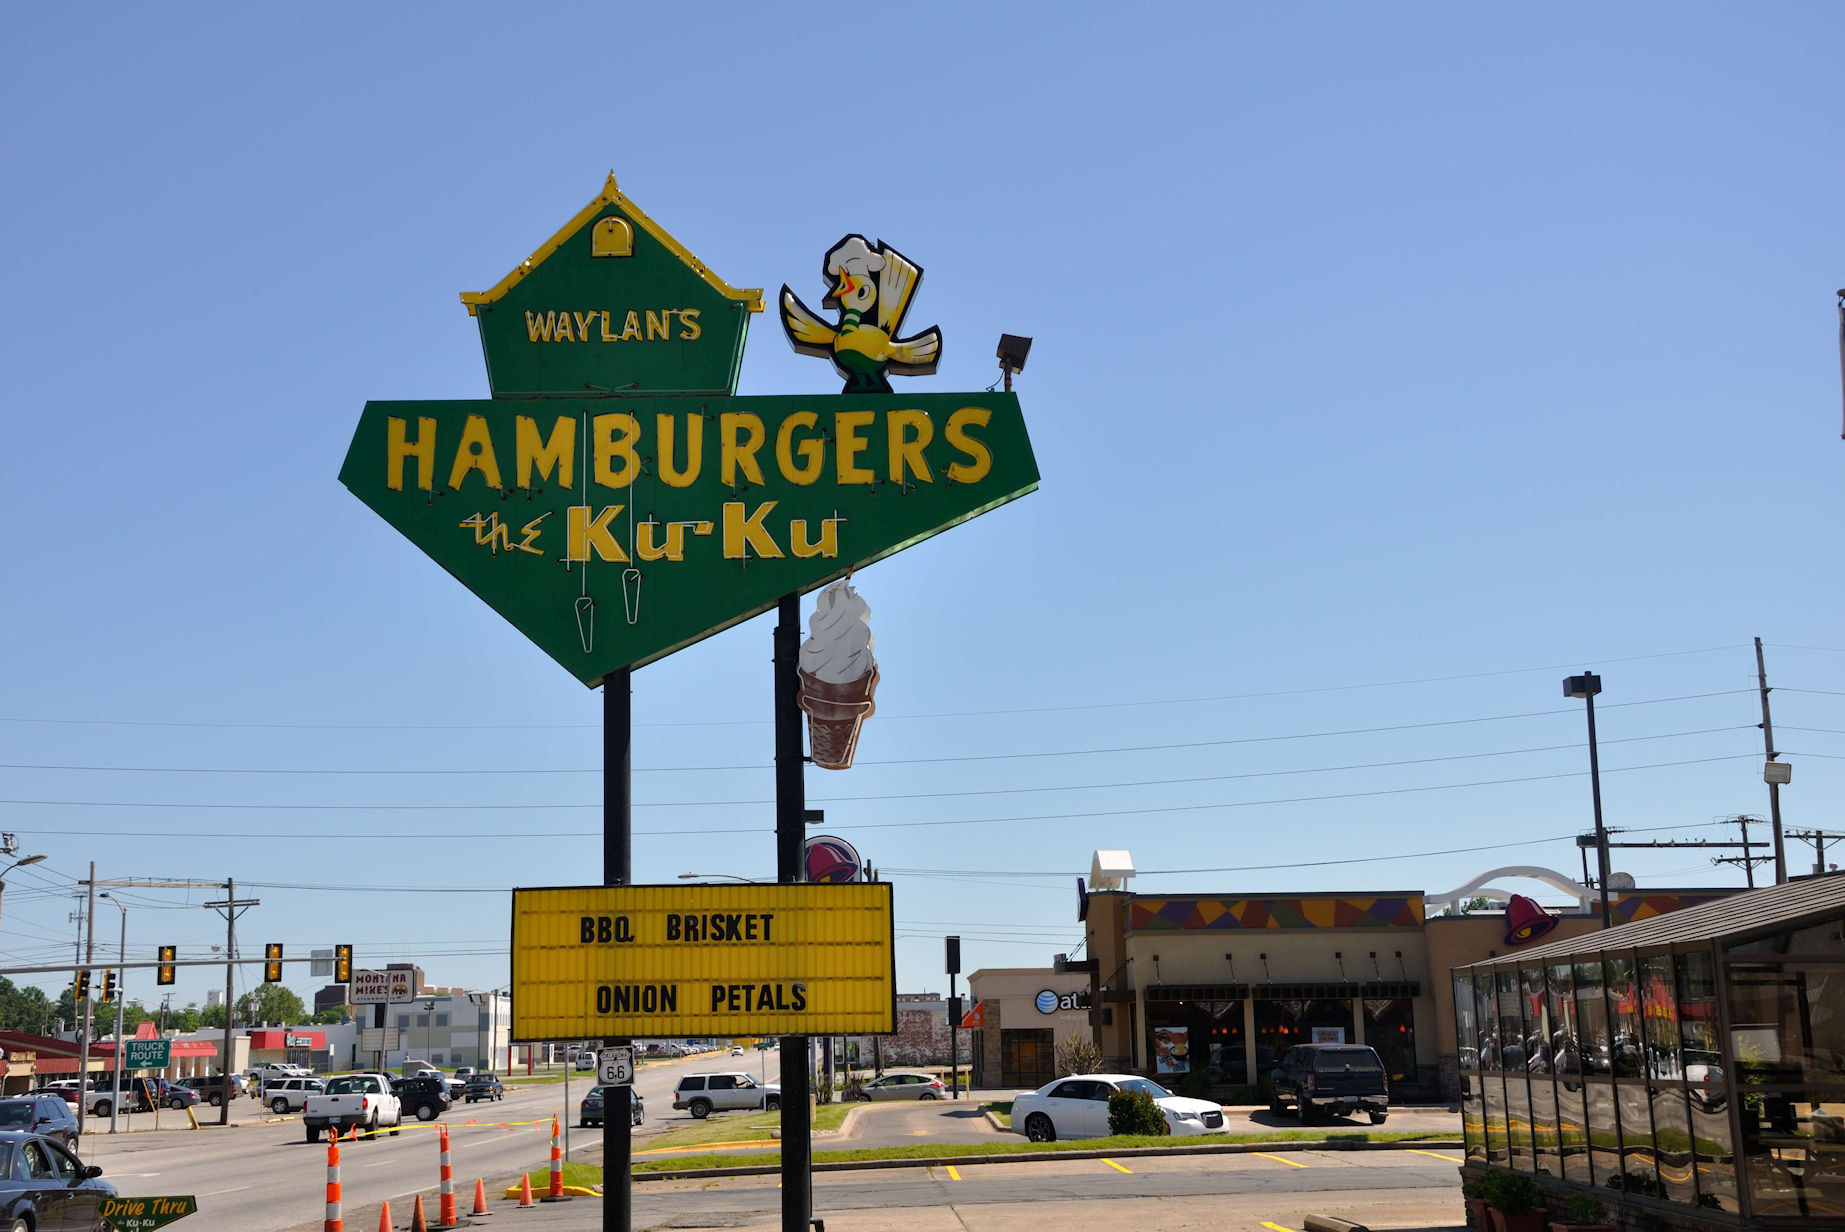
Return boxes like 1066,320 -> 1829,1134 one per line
510,883 -> 895,1040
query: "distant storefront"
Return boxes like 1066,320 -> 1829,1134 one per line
965,968 -> 1092,1090
1081,875 -> 1737,1101
247,1029 -> 326,1072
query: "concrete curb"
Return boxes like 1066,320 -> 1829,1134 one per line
982,1109 -> 1007,1132
631,1137 -> 1466,1182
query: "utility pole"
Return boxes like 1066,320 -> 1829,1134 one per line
76,862 -> 96,1137
203,881 -> 260,1127
1710,816 -> 1774,886
1787,829 -> 1845,876
1755,637 -> 1788,884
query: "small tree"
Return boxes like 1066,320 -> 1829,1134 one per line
1056,1035 -> 1102,1076
1106,1089 -> 1169,1137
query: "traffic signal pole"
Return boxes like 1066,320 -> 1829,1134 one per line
76,861 -> 95,1137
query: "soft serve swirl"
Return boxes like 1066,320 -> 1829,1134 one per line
799,581 -> 876,684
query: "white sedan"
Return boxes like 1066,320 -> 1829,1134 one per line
1011,1073 -> 1226,1141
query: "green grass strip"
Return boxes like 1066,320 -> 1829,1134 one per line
629,1127 -> 1443,1173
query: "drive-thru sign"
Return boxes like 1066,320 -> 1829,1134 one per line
511,883 -> 895,1040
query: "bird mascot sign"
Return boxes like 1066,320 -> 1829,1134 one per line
779,236 -> 943,394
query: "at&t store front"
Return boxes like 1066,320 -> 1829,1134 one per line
965,968 -> 1093,1090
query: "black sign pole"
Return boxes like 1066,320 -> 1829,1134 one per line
774,594 -> 812,1232
605,667 -> 633,1231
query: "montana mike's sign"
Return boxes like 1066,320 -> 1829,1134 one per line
341,392 -> 1036,685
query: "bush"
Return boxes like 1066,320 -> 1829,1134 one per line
1565,1192 -> 1607,1224
1460,1175 -> 1489,1202
1106,1089 -> 1169,1137
1056,1036 -> 1102,1076
1483,1172 -> 1540,1214
1173,1069 -> 1213,1100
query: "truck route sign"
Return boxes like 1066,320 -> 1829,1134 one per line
510,883 -> 894,1040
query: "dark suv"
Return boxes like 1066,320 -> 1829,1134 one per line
394,1075 -> 452,1122
0,1096 -> 80,1149
1269,1044 -> 1388,1124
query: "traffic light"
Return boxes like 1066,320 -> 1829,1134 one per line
157,946 -> 176,986
74,970 -> 90,1002
102,969 -> 117,1001
264,943 -> 283,983
334,944 -> 352,984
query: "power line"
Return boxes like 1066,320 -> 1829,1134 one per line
0,753 -> 1758,839
0,643 -> 1748,732
0,725 -> 1754,804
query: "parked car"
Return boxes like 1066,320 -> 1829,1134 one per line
0,1096 -> 81,1149
84,1076 -> 194,1117
579,1085 -> 643,1128
1269,1044 -> 1389,1125
0,1130 -> 116,1228
27,1086 -> 78,1106
574,1052 -> 596,1071
263,1076 -> 327,1114
1011,1074 -> 1226,1142
463,1074 -> 504,1103
452,1067 -> 476,1085
671,1073 -> 780,1119
850,1072 -> 945,1101
175,1073 -> 244,1107
394,1076 -> 453,1122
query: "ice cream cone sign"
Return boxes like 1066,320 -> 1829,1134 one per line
798,580 -> 878,769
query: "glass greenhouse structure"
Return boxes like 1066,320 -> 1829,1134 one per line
1455,875 -> 1845,1226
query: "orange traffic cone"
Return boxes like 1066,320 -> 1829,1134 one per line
517,1172 -> 535,1209
471,1177 -> 493,1218
409,1194 -> 428,1232
376,1202 -> 391,1232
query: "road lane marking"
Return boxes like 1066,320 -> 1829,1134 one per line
1408,1149 -> 1463,1163
1253,1152 -> 1309,1168
945,1165 -> 962,1180
1102,1158 -> 1132,1173
199,1186 -> 251,1197
1261,1223 -> 1298,1232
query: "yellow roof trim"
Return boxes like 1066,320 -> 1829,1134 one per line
460,172 -> 764,316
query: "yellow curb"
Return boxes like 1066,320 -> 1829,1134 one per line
636,1139 -> 775,1155
502,1184 -> 599,1199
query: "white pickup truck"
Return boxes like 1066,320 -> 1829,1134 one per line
303,1073 -> 403,1142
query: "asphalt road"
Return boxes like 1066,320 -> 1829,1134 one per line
501,1146 -> 1469,1230
78,1050 -> 780,1232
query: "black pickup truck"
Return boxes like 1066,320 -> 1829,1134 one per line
1269,1044 -> 1389,1124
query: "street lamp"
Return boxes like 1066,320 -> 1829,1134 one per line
677,873 -> 762,883
424,999 -> 437,1068
1563,673 -> 1613,929
0,853 -> 47,936
98,892 -> 127,1133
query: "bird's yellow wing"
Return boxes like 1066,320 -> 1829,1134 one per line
876,247 -> 921,333
779,287 -> 837,358
888,325 -> 941,376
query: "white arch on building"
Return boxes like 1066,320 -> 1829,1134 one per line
1424,866 -> 1592,914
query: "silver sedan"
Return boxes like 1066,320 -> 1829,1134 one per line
851,1072 -> 945,1101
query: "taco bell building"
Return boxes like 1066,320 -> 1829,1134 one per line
995,850 -> 1736,1100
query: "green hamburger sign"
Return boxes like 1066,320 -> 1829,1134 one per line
342,176 -> 1038,686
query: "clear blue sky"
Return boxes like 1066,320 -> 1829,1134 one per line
3,4 -> 1842,1019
